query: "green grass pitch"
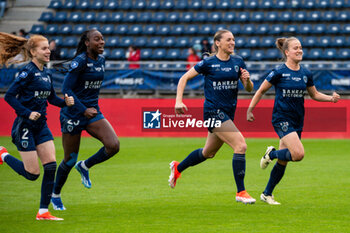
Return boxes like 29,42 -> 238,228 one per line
0,136 -> 350,233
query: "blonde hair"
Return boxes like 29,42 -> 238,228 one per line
0,32 -> 48,67
212,29 -> 232,54
275,37 -> 299,61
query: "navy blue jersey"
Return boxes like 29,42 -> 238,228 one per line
194,55 -> 246,111
61,52 -> 105,118
266,64 -> 314,127
5,62 -> 65,120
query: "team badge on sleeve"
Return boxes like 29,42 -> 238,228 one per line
303,75 -> 307,83
267,71 -> 274,79
70,61 -> 79,69
19,71 -> 28,79
234,65 -> 239,72
197,60 -> 204,67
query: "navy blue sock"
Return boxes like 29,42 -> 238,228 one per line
53,160 -> 74,195
232,153 -> 246,193
269,149 -> 292,161
263,162 -> 286,196
4,154 -> 39,181
40,162 -> 57,209
84,147 -> 111,169
177,148 -> 206,173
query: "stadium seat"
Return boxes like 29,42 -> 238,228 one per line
172,25 -> 185,35
62,0 -> 76,9
152,12 -> 166,23
52,36 -> 63,47
300,24 -> 312,34
331,0 -> 345,8
285,25 -> 298,35
100,24 -> 115,35
269,24 -> 284,35
152,49 -> 166,60
237,49 -> 251,60
250,12 -> 264,22
60,48 -> 69,59
308,11 -> 321,22
110,12 -> 123,23
232,0 -> 244,9
48,0 -> 63,9
324,48 -> 337,59
90,0 -> 104,9
138,12 -> 151,23
331,36 -> 346,47
216,0 -> 230,10
246,0 -> 258,9
189,37 -> 202,46
176,37 -> 189,48
185,25 -> 199,35
337,11 -> 350,21
119,0 -> 132,10
250,50 -> 264,61
280,11 -> 292,22
181,12 -> 194,23
68,12 -> 82,23
148,37 -> 162,47
312,24 -> 326,34
163,37 -> 176,47
167,49 -> 181,60
168,12 -> 179,23
110,48 -> 125,60
235,37 -> 246,48
59,24 -> 72,35
322,11 -> 336,22
203,0 -> 216,10
339,48 -> 350,59
134,0 -> 146,10
160,0 -> 174,10
275,0 -> 289,9
173,0 -> 187,9
266,11 -> 278,22
54,12 -> 67,23
208,12 -> 221,22
61,36 -> 77,47
76,0 -> 90,10
124,12 -> 137,23
302,36 -> 317,47
256,24 -> 269,35
319,36 -> 331,47
180,49 -> 189,60
105,37 -> 119,47
193,12 -> 207,23
148,0 -> 160,10
214,24 -> 226,32
158,25 -> 171,36
304,0 -> 317,9
200,24 -> 214,35
88,24 -> 99,30
190,0 -> 202,9
317,0 -> 331,8
265,49 -> 280,60
140,49 -> 152,60
82,12 -> 95,23
129,25 -> 143,35
30,24 -> 44,34
294,11 -> 307,22
308,48 -> 322,60
236,12 -> 249,22
102,48 -> 111,58
260,0 -> 273,9
96,12 -> 110,23
39,12 -> 54,22
242,24 -> 255,35
46,24 -> 59,35
246,37 -> 259,48
144,25 -> 156,35
261,37 -> 274,47
71,24 -> 86,35
327,24 -> 341,34
115,25 -> 128,35
119,37 -> 133,48
134,36 -> 147,47
342,24 -> 350,34
228,24 -> 241,35
106,0 -> 118,10
222,12 -> 235,23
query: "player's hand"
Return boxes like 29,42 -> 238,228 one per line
331,92 -> 340,103
175,102 -> 188,114
64,94 -> 75,107
240,68 -> 250,82
29,111 -> 41,121
247,110 -> 255,122
84,107 -> 98,119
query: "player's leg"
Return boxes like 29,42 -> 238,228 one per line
35,140 -> 62,220
52,133 -> 81,209
213,120 -> 255,204
169,132 -> 223,188
75,118 -> 119,188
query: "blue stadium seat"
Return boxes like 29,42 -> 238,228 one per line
168,12 -> 179,23
185,25 -> 199,35
265,49 -> 280,60
285,25 -> 298,35
319,36 -> 331,47
317,0 -> 331,8
110,12 -> 123,23
129,25 -> 143,35
280,11 -> 292,22
105,37 -> 119,47
138,12 -> 151,23
140,49 -> 152,60
60,48 -> 69,59
246,37 -> 259,48
235,37 -> 246,48
217,0 -> 230,9
39,12 -> 54,22
337,11 -> 350,21
181,12 -> 194,23
59,24 -> 72,35
250,50 -> 264,61
203,0 -> 216,10
88,24 -> 99,30
232,0 -> 244,9
200,24 -> 214,35
148,37 -> 162,47
260,0 -> 273,9
119,37 -> 133,47
100,24 -> 115,35
300,24 -> 312,34
269,24 -> 284,35
308,48 -> 322,60
290,0 -> 302,8
275,0 -> 289,9
339,48 -> 350,59
180,49 -> 189,60
167,49 -> 181,60
110,49 -> 125,60
324,48 -> 337,59
256,24 -> 269,34
266,11 -> 278,22
68,12 -> 82,23
236,12 -> 249,22
134,36 -> 147,47
96,12 -> 110,23
48,0 -> 63,9
46,24 -> 59,35
103,48 -> 111,58
63,0 -> 76,9
160,0 -> 174,10
158,25 -> 171,36
242,24 -> 255,35
237,49 -> 251,60
246,0 -> 258,9
90,0 -> 104,9
189,37 -> 202,46
308,11 -> 321,22
152,49 -> 166,60
106,0 -> 118,10
193,12 -> 208,23
304,0 -> 317,8
76,0 -> 89,10
144,25 -> 156,35
124,12 -> 137,23
54,12 -> 67,23
134,0 -> 146,10
223,12 -> 235,23
312,24 -> 326,34
163,37 -> 176,47
332,36 -> 346,47
190,0 -> 202,9
61,36 -> 77,47
176,37 -> 189,48
327,24 -> 341,34
72,24 -> 86,35
214,24 -> 226,32
342,24 -> 350,34
30,24 -> 44,34
152,12 -> 166,23
115,25 -> 128,35
51,36 -> 63,47
331,0 -> 345,8
261,37 -> 274,47
302,36 -> 317,47
82,12 -> 95,23
119,0 -> 132,10
172,25 -> 185,35
148,0 -> 160,10
208,12 -> 221,22
229,25 -> 241,35
251,12 -> 264,22
174,0 -> 188,9
294,11 -> 307,22
322,11 -> 336,22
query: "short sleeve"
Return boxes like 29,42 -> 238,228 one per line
306,71 -> 314,87
194,59 -> 207,75
265,70 -> 279,85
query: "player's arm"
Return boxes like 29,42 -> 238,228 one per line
175,67 -> 199,114
239,68 -> 254,92
62,71 -> 87,113
246,80 -> 273,121
4,78 -> 32,118
307,86 -> 340,103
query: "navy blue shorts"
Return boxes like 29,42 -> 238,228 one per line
273,121 -> 302,139
60,112 -> 105,135
11,117 -> 53,151
203,108 -> 234,133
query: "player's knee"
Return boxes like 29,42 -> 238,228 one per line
203,152 -> 215,159
25,171 -> 40,181
105,139 -> 120,156
292,151 -> 304,161
234,142 -> 247,154
65,152 -> 78,167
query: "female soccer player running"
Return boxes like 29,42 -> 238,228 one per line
246,37 -> 340,205
169,30 -> 256,204
51,29 -> 120,210
0,32 -> 74,220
